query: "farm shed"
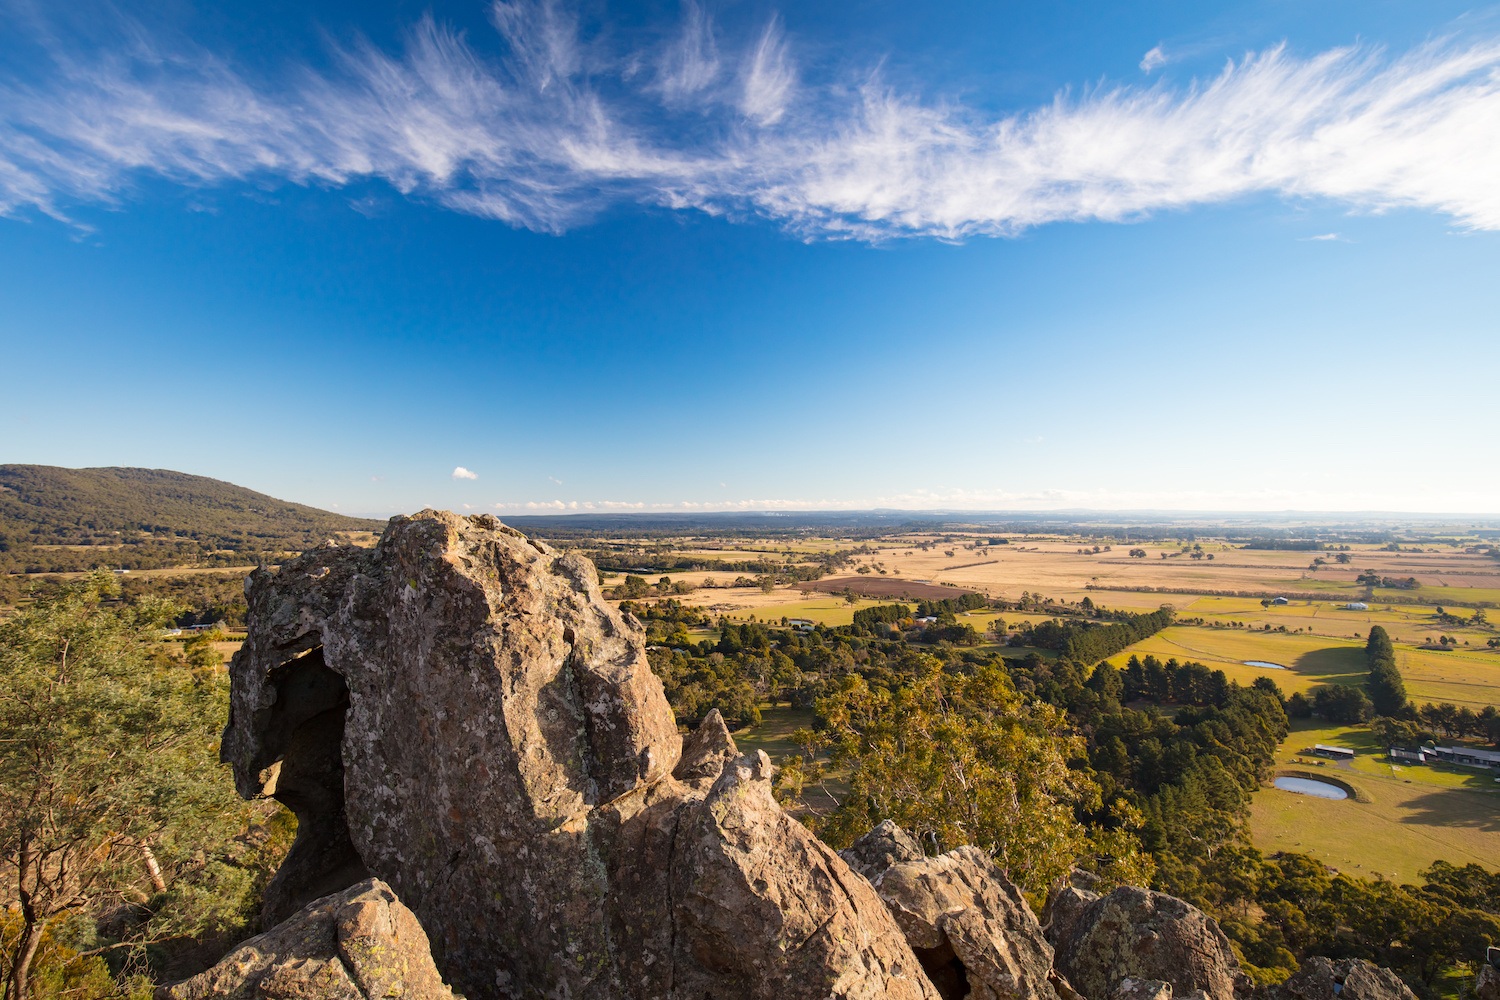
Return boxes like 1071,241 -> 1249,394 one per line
1388,748 -> 1428,764
1343,602 -> 1369,611
1431,746 -> 1500,770
1312,744 -> 1356,760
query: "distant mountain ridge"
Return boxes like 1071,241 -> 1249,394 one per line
0,465 -> 382,574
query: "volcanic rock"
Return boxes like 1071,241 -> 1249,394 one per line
1112,979 -> 1173,1000
215,509 -> 938,1000
1478,961 -> 1500,1000
159,879 -> 457,1000
841,823 -> 1059,1000
1045,886 -> 1240,1000
1273,957 -> 1417,1000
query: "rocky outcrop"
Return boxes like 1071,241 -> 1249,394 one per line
1112,980 -> 1173,1000
1045,886 -> 1241,1000
182,508 -> 1427,1000
159,879 -> 457,1000
672,708 -> 740,790
840,819 -> 925,878
1478,961 -> 1500,1000
211,510 -> 937,1000
841,822 -> 1059,1000
1272,957 -> 1417,1000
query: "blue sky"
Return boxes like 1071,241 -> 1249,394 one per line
2,0 -> 1498,514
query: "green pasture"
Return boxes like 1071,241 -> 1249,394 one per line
1286,577 -> 1500,606
1250,721 -> 1500,882
1388,644 -> 1500,711
1107,625 -> 1500,709
729,596 -> 911,626
1105,627 -> 1367,694
1183,595 -> 1497,646
732,705 -> 844,812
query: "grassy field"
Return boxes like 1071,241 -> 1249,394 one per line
1102,625 -> 1500,709
1104,627 -> 1368,694
1250,721 -> 1500,881
732,705 -> 843,812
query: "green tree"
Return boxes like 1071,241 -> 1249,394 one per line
810,659 -> 1099,892
1364,626 -> 1407,717
0,573 -> 246,1000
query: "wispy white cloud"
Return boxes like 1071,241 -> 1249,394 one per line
1301,232 -> 1349,241
4,5 -> 1500,239
739,15 -> 795,125
654,0 -> 719,102
1140,45 -> 1167,73
451,466 -> 479,480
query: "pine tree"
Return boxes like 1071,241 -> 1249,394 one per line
1364,626 -> 1408,717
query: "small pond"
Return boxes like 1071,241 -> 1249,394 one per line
1243,660 -> 1288,670
1274,776 -> 1349,800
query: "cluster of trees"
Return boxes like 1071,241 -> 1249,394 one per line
1365,626 -> 1408,716
0,573 -> 290,1000
1241,539 -> 1325,551
645,600 -> 1499,993
1356,572 -> 1420,590
0,466 -> 378,575
1349,625 -> 1500,746
850,604 -> 909,630
1017,608 -> 1174,663
783,660 -> 1133,894
914,594 -> 988,617
1371,706 -> 1500,747
1117,654 -> 1238,706
9,572 -> 252,628
586,545 -> 863,587
1215,857 -> 1500,987
607,574 -> 695,600
1286,685 -> 1373,724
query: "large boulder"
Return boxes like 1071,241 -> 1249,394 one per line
1045,886 -> 1240,1000
1273,957 -> 1417,1000
217,510 -> 939,1000
159,879 -> 457,1000
840,823 -> 1059,1000
669,753 -> 938,1000
1478,961 -> 1500,1000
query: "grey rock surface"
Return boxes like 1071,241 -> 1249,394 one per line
672,708 -> 739,789
1046,886 -> 1240,1000
839,819 -> 924,880
1274,957 -> 1417,1000
842,824 -> 1059,1000
224,510 -> 939,1000
1112,979 -> 1172,1000
1477,961 -> 1499,1000
159,879 -> 458,1000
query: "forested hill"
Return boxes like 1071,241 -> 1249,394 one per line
0,465 -> 382,574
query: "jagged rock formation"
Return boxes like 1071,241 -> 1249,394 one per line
159,879 -> 457,1000
216,510 -> 935,1000
1044,886 -> 1242,1000
1270,958 -> 1417,1000
177,509 -> 1429,1000
840,821 -> 1060,1000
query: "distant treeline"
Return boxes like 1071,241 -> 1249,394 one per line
1238,539 -> 1326,551
1089,583 -> 1498,610
1022,608 -> 1175,663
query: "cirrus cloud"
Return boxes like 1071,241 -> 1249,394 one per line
3,4 -> 1500,238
